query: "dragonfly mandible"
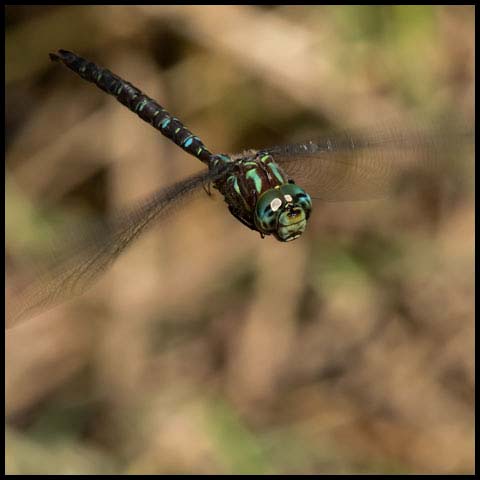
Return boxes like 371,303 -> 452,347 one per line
6,49 -> 472,327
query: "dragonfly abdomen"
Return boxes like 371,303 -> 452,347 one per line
49,50 -> 212,164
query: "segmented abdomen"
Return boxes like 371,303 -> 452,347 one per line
49,50 -> 212,164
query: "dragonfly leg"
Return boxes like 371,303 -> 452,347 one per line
228,206 -> 257,232
202,179 -> 212,196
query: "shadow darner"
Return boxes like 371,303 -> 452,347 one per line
7,49 -> 472,327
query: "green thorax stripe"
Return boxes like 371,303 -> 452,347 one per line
268,162 -> 286,184
246,169 -> 262,193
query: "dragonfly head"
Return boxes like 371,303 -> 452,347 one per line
255,184 -> 312,242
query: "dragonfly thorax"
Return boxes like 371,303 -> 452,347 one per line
211,152 -> 312,241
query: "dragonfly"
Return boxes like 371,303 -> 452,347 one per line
6,49 -> 472,328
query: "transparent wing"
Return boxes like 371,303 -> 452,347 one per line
268,120 -> 473,201
7,169 -> 213,328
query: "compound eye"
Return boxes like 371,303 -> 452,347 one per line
255,189 -> 285,233
279,184 -> 312,218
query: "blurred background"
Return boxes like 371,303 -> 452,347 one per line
5,5 -> 474,474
